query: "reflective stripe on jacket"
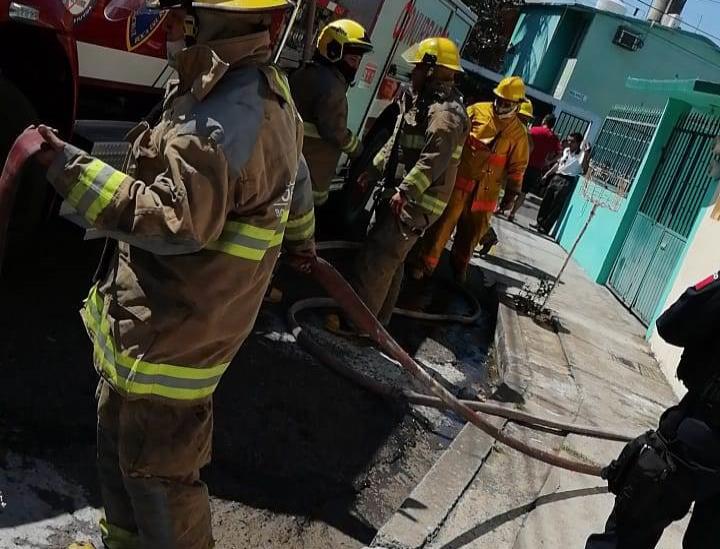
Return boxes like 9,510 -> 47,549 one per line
47,34 -> 307,403
374,83 -> 469,225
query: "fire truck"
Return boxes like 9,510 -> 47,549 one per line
0,0 -> 475,238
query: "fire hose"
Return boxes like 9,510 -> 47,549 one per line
0,129 -> 629,478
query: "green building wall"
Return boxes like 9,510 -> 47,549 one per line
555,99 -> 691,284
564,13 -> 720,118
503,6 -> 720,121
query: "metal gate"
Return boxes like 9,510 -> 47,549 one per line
608,110 -> 720,324
555,111 -> 591,139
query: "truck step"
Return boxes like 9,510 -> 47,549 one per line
72,120 -> 137,170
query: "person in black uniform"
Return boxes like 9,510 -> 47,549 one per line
585,271 -> 720,548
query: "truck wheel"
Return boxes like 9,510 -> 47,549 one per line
0,75 -> 48,238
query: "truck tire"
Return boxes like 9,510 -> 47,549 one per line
0,75 -> 47,237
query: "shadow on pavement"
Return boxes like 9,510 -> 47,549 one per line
437,486 -> 608,549
480,253 -> 558,282
0,225 -> 419,546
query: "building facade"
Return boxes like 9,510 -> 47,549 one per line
499,1 -> 720,137
554,80 -> 720,395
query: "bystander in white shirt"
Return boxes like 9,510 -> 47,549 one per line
556,147 -> 586,177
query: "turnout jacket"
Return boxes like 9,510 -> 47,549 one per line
372,81 -> 469,228
290,60 -> 361,206
46,33 -> 313,404
455,102 -> 529,212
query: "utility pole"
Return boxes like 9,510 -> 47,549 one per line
303,0 -> 318,63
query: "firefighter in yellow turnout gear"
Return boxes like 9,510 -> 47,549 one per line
290,19 -> 372,207
34,1 -> 314,547
413,76 -> 529,281
348,37 -> 469,326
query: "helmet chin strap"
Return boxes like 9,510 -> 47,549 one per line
497,109 -> 517,119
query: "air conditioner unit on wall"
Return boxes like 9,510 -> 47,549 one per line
613,26 -> 644,51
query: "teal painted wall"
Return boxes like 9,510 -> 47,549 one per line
502,6 -> 720,120
533,10 -> 590,92
503,9 -> 564,87
555,99 -> 691,283
562,13 -> 720,119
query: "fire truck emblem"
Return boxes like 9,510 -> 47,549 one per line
127,8 -> 166,51
62,0 -> 95,24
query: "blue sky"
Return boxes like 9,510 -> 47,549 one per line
623,0 -> 720,45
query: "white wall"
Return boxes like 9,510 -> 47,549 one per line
649,201 -> 720,397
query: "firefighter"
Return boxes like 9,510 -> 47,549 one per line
410,76 -> 529,282
290,19 -> 372,209
476,98 -> 534,252
586,270 -> 720,548
33,1 -> 314,547
517,98 -> 534,127
329,37 -> 468,329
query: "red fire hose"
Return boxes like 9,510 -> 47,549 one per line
0,128 -> 610,477
0,129 -> 44,271
305,259 -> 604,476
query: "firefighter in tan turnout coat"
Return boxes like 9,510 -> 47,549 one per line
338,37 -> 469,328
33,1 -> 314,547
290,18 -> 373,207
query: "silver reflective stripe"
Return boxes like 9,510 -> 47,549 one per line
74,164 -> 117,216
89,307 -> 222,392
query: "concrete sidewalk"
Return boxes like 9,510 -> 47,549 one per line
372,197 -> 687,548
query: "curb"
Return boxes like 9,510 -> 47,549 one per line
493,301 -> 530,396
369,302 -> 525,548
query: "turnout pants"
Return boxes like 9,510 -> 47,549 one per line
586,404 -> 720,549
97,380 -> 214,549
536,174 -> 576,233
354,209 -> 420,326
414,186 -> 492,278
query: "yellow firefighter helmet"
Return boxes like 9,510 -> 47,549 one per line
316,19 -> 373,62
518,99 -> 534,119
493,76 -> 525,102
401,36 -> 464,72
112,0 -> 294,19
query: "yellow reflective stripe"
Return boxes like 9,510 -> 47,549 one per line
313,190 -> 329,205
373,150 -> 385,170
285,210 -> 315,241
222,219 -> 277,241
419,194 -> 447,215
285,223 -> 314,241
100,517 -> 140,549
404,167 -> 432,193
83,287 -> 229,401
287,209 -> 314,229
205,240 -> 265,260
206,210 -> 288,258
67,159 -> 104,207
269,65 -> 292,104
86,170 -> 125,223
452,144 -> 464,160
270,230 -> 285,247
303,122 -> 322,139
341,134 -> 360,154
68,159 -> 127,224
